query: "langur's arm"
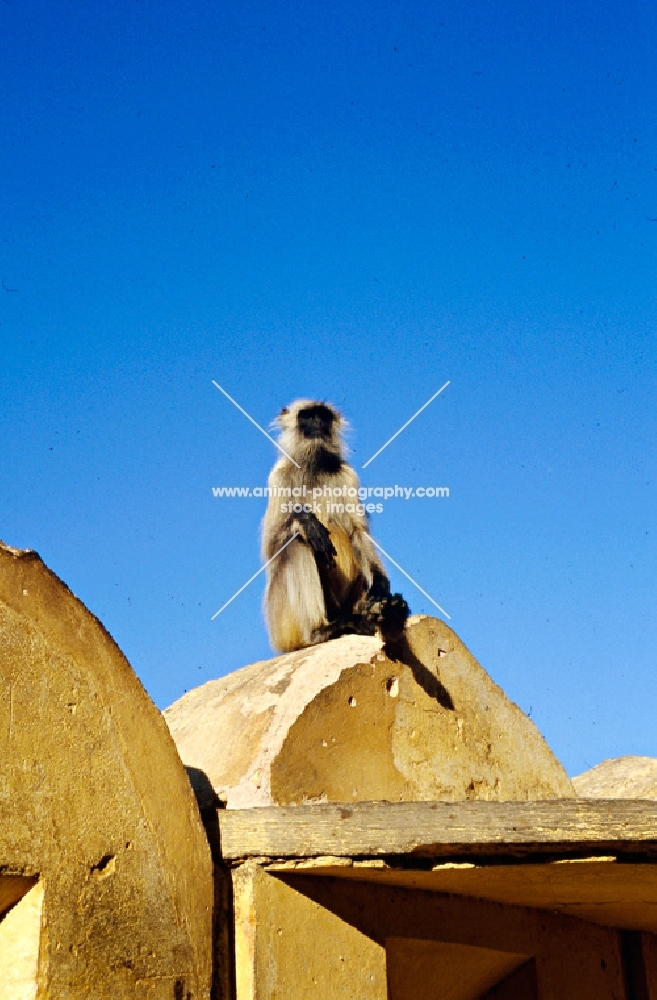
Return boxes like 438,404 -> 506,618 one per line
262,468 -> 336,569
294,509 -> 337,570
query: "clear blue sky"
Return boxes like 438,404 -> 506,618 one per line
1,0 -> 655,777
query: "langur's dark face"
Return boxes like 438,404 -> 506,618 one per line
297,404 -> 335,440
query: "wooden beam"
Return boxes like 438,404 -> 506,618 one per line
217,799 -> 657,861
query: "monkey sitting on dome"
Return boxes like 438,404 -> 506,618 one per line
261,399 -> 409,654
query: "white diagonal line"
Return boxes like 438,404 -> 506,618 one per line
212,381 -> 301,468
362,381 -> 450,468
371,538 -> 451,619
211,533 -> 300,620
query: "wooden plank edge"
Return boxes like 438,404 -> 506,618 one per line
216,798 -> 657,861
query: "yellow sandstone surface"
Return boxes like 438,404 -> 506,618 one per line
165,615 -> 574,807
573,755 -> 657,799
0,541 -> 213,999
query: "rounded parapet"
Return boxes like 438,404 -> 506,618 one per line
165,615 -> 573,808
0,541 -> 212,999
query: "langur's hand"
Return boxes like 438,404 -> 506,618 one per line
299,512 -> 337,571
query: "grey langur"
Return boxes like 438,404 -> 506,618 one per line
261,399 -> 409,653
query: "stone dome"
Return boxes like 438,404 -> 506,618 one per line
0,541 -> 212,999
573,756 -> 657,798
165,615 -> 574,808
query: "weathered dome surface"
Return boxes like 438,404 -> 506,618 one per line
165,615 -> 574,808
0,541 -> 212,999
573,756 -> 657,799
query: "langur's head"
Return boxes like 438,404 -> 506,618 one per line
275,399 -> 347,462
